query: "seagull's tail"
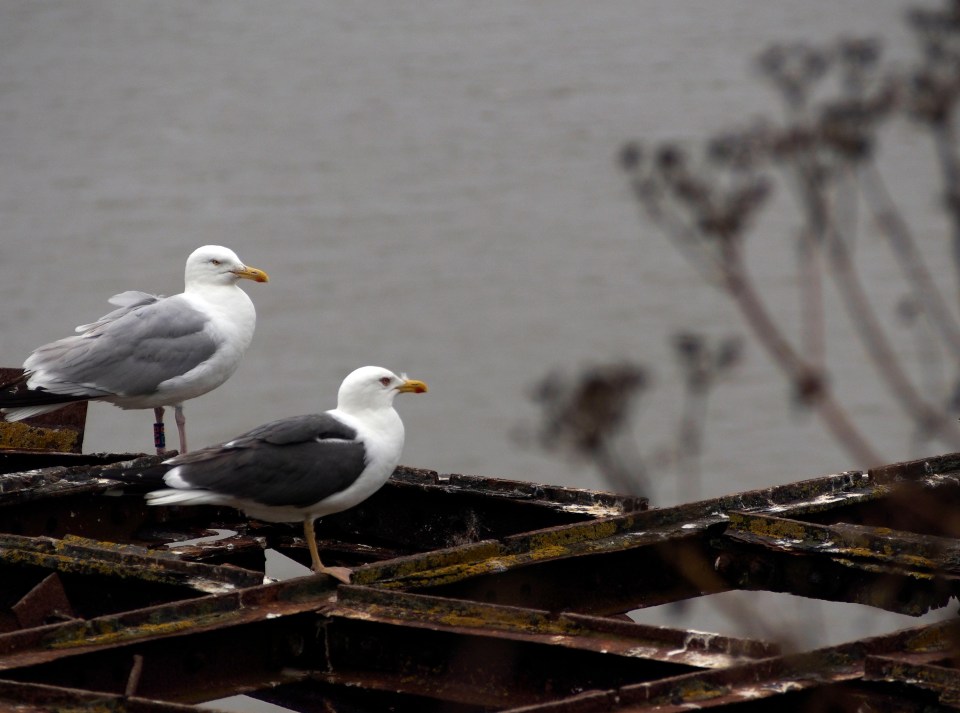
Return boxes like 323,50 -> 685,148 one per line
101,459 -> 172,493
146,488 -> 222,507
0,374 -> 91,421
2,404 -> 65,421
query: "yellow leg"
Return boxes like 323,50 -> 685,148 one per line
303,516 -> 352,584
304,516 -> 323,570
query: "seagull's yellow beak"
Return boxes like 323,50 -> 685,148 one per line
396,379 -> 428,394
233,265 -> 270,283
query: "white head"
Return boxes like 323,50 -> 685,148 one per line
336,366 -> 428,415
184,245 -> 269,289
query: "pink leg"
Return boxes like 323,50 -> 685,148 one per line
174,405 -> 187,454
153,407 -> 166,455
304,517 -> 352,583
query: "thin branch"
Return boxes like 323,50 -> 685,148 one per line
932,120 -> 960,309
859,159 -> 960,358
719,238 -> 884,466
791,163 -> 960,447
634,174 -> 882,465
797,223 -> 827,367
627,174 -> 725,286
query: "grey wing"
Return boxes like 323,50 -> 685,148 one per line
167,414 -> 368,508
75,291 -> 163,333
24,295 -> 217,397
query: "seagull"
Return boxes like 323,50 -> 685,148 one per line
145,365 -> 428,583
0,245 -> 268,455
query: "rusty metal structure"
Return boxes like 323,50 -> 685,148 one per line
0,396 -> 959,711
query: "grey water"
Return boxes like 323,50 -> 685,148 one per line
1,0 -> 954,661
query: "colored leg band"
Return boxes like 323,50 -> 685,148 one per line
154,422 -> 166,450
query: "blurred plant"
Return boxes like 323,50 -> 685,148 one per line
529,335 -> 741,500
531,362 -> 649,496
618,1 -> 960,473
526,1 -> 960,669
533,0 -> 960,500
672,333 -> 744,500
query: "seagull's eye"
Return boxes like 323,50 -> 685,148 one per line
210,259 -> 221,266
379,376 -> 392,387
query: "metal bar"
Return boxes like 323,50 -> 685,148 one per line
0,679 -> 209,712
354,468 -> 879,592
336,585 -> 779,665
719,511 -> 960,614
727,511 -> 960,573
0,410 -> 959,711
0,533 -> 263,593
865,652 -> 960,700
500,619 -> 960,712
0,369 -> 88,456
0,576 -> 335,667
0,575 -> 771,709
11,574 -> 75,630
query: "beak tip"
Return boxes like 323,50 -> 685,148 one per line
400,380 -> 428,394
236,267 -> 270,283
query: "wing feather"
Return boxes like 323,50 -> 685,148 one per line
164,413 -> 367,508
23,295 -> 216,397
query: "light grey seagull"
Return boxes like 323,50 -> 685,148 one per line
145,365 -> 428,583
0,245 -> 268,454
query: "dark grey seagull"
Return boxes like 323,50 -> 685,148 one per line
0,245 -> 268,455
145,365 -> 428,582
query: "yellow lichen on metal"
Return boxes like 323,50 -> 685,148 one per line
372,537 -> 607,590
0,420 -> 79,452
359,516 -> 650,590
48,612 -> 228,650
674,677 -> 733,702
0,547 -> 150,582
523,516 -> 631,551
344,596 -> 587,638
904,623 -> 952,653
352,541 -> 503,586
729,511 -> 808,541
374,556 -> 519,589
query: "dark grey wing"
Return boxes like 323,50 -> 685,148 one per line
232,412 -> 358,446
167,413 -> 368,508
24,295 -> 217,397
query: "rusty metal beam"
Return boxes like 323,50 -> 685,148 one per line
0,532 -> 262,594
347,464 -> 960,621
500,619 -> 960,712
0,460 -> 646,573
0,420 -> 959,711
727,515 -> 960,575
335,585 -> 778,666
0,369 -> 89,458
0,576 -> 335,668
864,651 -> 960,704
393,466 -> 647,515
355,468 -> 879,592
349,470 -> 884,614
869,452 -> 960,484
717,511 -> 960,614
11,574 -> 75,630
0,575 -> 774,709
0,679 -> 207,712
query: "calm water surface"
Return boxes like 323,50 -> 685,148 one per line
0,1 -> 952,650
